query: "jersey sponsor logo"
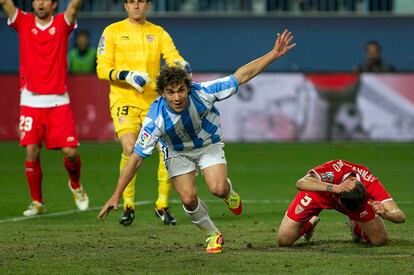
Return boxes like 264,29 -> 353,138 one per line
31,28 -> 38,35
295,204 -> 304,214
138,130 -> 152,148
97,35 -> 105,55
146,34 -> 154,43
321,172 -> 334,183
49,27 -> 56,35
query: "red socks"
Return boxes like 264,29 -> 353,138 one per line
64,155 -> 81,190
25,160 -> 43,203
353,223 -> 371,243
299,220 -> 314,236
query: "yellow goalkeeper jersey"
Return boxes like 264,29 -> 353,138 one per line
96,19 -> 185,109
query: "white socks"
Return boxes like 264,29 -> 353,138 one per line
183,197 -> 219,235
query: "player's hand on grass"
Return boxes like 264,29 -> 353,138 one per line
125,71 -> 151,93
273,29 -> 296,58
98,195 -> 119,220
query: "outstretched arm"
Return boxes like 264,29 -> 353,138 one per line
0,0 -> 17,19
233,29 -> 296,85
296,174 -> 355,193
98,153 -> 143,219
65,0 -> 83,24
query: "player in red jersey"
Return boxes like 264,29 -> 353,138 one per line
277,160 -> 406,246
0,0 -> 89,216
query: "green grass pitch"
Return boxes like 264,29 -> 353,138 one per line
0,142 -> 413,273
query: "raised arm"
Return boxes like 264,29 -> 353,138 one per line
0,0 -> 17,19
65,0 -> 83,24
296,174 -> 355,193
98,153 -> 144,219
233,29 -> 296,85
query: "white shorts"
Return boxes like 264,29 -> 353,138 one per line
163,143 -> 227,178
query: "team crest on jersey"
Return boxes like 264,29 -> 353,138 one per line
98,35 -> 105,55
49,27 -> 56,35
20,132 -> 26,140
67,136 -> 75,142
138,130 -> 151,148
321,172 -> 334,183
295,204 -> 304,214
118,116 -> 125,124
31,28 -> 38,35
146,34 -> 154,43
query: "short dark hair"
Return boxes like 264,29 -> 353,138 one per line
339,181 -> 366,211
156,66 -> 191,95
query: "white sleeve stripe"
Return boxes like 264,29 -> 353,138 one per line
64,13 -> 77,28
7,9 -> 19,25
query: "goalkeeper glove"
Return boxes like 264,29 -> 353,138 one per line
118,70 -> 150,93
174,60 -> 192,76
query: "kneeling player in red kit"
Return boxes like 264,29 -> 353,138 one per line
277,159 -> 406,246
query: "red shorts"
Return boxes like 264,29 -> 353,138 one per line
286,191 -> 376,223
19,104 -> 79,149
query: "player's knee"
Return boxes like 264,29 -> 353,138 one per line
208,180 -> 228,197
62,147 -> 78,160
26,145 -> 40,161
276,234 -> 295,247
369,235 -> 388,246
122,144 -> 134,156
181,195 -> 198,211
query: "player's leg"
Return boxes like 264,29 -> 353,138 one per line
154,149 -> 176,225
277,214 -> 306,246
20,106 -> 45,216
277,192 -> 322,246
359,216 -> 388,246
62,146 -> 89,211
111,104 -> 141,226
199,144 -> 242,215
171,171 -> 222,253
118,131 -> 138,226
44,104 -> 89,211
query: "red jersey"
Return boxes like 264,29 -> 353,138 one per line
309,159 -> 391,204
9,9 -> 75,94
286,160 -> 392,223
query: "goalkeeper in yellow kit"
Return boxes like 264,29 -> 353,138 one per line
97,0 -> 190,226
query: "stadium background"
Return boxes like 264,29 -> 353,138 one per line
0,1 -> 413,273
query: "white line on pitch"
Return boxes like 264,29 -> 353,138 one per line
0,199 -> 412,223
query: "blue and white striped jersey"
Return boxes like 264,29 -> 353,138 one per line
134,75 -> 239,158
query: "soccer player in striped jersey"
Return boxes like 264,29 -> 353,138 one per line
97,0 -> 190,226
99,29 -> 296,253
277,160 -> 406,247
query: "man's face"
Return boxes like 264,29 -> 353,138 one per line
367,44 -> 380,63
124,0 -> 151,22
162,83 -> 189,113
32,0 -> 57,20
76,34 -> 89,51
